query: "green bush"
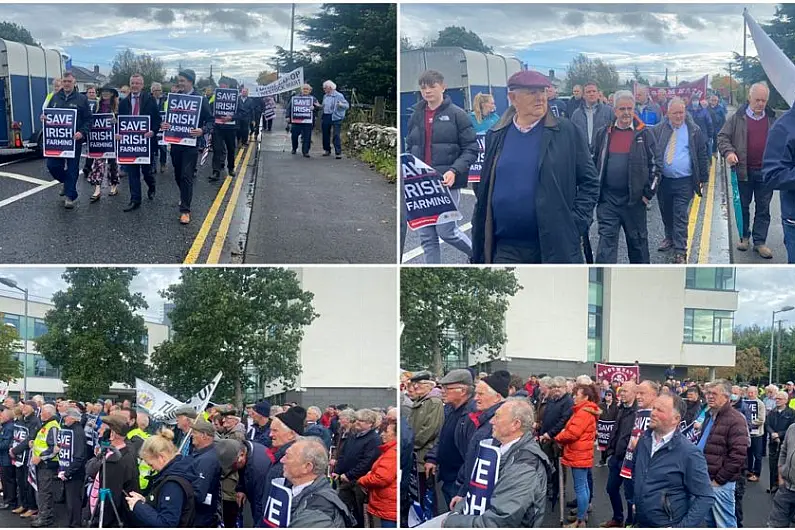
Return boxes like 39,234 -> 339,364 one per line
360,148 -> 396,183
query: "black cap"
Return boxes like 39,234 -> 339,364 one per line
179,69 -> 196,84
482,370 -> 511,398
275,405 -> 306,436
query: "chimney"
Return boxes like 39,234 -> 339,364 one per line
549,69 -> 555,80
93,65 -> 99,75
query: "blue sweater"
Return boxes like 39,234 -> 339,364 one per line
492,122 -> 544,244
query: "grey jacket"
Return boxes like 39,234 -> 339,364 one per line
717,103 -> 777,182
778,423 -> 795,491
408,392 -> 444,468
289,476 -> 354,528
404,95 -> 479,189
445,432 -> 552,528
571,102 -> 615,150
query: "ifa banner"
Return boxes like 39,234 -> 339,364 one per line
402,153 -> 462,230
597,420 -> 616,451
213,88 -> 239,125
462,439 -> 501,516
679,421 -> 700,443
261,478 -> 292,527
620,409 -> 652,479
88,113 -> 116,159
636,76 -> 709,102
595,363 -> 640,386
290,96 -> 315,124
43,108 -> 77,158
468,133 -> 486,184
164,93 -> 202,147
744,399 -> 762,436
251,67 -> 305,98
117,115 -> 151,165
135,378 -> 184,421
57,429 -> 74,472
11,424 -> 29,467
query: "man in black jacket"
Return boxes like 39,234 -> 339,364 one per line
602,381 -> 638,528
650,97 -> 709,264
160,69 -> 214,225
236,87 -> 255,147
118,73 -> 162,211
333,409 -> 381,528
190,418 -> 221,528
765,391 -> 795,494
210,83 -> 239,181
60,408 -> 87,528
87,415 -> 139,527
592,90 -> 660,264
404,70 -> 478,264
12,401 -> 41,519
286,86 -> 322,158
537,376 -> 573,504
471,70 -> 600,264
43,71 -> 92,209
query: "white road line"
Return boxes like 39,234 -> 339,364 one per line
402,222 -> 473,263
0,180 -> 60,208
0,171 -> 50,185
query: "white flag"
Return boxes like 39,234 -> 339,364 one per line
135,378 -> 183,420
184,371 -> 223,415
250,67 -> 304,98
744,10 -> 795,107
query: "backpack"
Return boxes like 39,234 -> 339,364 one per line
301,488 -> 357,528
150,476 -> 196,527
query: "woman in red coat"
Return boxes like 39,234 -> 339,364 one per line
357,416 -> 397,527
555,384 -> 601,528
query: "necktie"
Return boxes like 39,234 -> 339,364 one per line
666,128 -> 677,165
133,96 -> 139,116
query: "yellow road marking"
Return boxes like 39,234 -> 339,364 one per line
183,146 -> 246,264
686,184 -> 702,262
206,142 -> 255,263
698,161 -> 717,263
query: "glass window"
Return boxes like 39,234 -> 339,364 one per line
13,353 -> 60,378
684,309 -> 694,341
683,309 -> 734,344
685,268 -> 736,291
589,268 -> 603,283
587,338 -> 602,362
33,319 -> 48,339
588,283 -> 603,306
2,313 -> 21,333
718,269 -> 736,290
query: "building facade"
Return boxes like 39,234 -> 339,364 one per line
460,267 -> 738,381
257,267 -> 397,409
0,292 -> 169,400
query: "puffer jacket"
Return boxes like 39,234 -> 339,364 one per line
718,103 -> 777,181
555,400 -> 601,468
404,95 -> 479,189
698,401 -> 749,485
446,431 -> 552,528
357,440 -> 397,522
407,392 -> 444,467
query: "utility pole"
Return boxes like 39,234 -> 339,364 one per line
289,3 -> 296,70
777,320 -> 785,383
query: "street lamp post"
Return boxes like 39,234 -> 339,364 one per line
770,305 -> 795,385
0,277 -> 29,398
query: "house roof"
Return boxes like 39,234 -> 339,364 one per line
69,65 -> 106,83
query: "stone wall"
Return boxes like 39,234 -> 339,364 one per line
346,123 -> 397,156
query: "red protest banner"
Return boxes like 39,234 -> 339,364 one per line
647,75 -> 709,101
595,363 -> 640,386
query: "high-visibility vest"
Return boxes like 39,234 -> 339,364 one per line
128,429 -> 152,490
203,411 -> 210,421
33,420 -> 60,460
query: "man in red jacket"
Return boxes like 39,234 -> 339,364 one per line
696,379 -> 749,528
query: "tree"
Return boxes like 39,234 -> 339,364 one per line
734,346 -> 768,383
401,268 -> 522,376
150,268 -> 318,409
401,36 -> 419,52
109,49 -> 166,89
430,26 -> 493,53
565,54 -> 620,95
218,75 -> 239,89
0,324 -> 23,383
256,71 -> 279,86
0,21 -> 38,46
632,66 -> 650,87
296,4 -> 396,104
196,77 -> 217,90
35,268 -> 149,400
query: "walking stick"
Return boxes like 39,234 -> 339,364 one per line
558,459 -> 565,527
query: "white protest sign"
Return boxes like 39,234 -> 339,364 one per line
251,67 -> 304,98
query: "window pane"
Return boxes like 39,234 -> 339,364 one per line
3,313 -> 21,334
718,268 -> 736,290
720,317 -> 734,344
684,309 -> 694,341
33,319 -> 48,339
588,283 -> 603,306
695,269 -> 717,290
685,268 -> 696,288
693,310 -> 714,343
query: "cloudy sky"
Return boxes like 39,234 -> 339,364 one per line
3,4 -> 322,84
401,3 -> 777,84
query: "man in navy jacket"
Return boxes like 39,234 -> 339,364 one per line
763,105 -> 795,263
633,393 -> 715,527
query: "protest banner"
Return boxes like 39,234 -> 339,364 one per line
43,108 -> 77,158
468,133 -> 486,183
638,76 -> 709,102
744,399 -> 762,436
57,428 -> 74,473
290,96 -> 314,124
263,99 -> 277,121
178,371 -> 223,454
157,111 -> 168,146
597,420 -> 616,451
679,420 -> 700,444
462,439 -> 501,517
408,455 -> 436,527
88,100 -> 98,114
402,153 -> 463,230
12,424 -> 29,467
595,363 -> 640,386
84,413 -> 99,449
135,377 -> 183,420
87,113 -> 116,159
620,408 -> 652,479
117,115 -> 151,165
164,93 -> 202,146
213,88 -> 238,125
251,67 -> 304,98
261,478 -> 293,528
28,457 -> 37,492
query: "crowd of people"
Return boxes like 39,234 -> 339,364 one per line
400,366 -> 795,528
42,70 -> 349,226
0,395 -> 397,528
401,67 -> 793,264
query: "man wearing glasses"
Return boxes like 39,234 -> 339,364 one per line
424,369 -> 477,509
591,90 -> 660,264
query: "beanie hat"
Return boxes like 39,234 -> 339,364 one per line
483,370 -> 511,398
254,400 -> 271,418
179,69 -> 196,84
276,405 -> 306,436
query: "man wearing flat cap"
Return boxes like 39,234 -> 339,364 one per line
174,405 -> 197,452
159,68 -> 213,225
425,369 -> 477,508
248,401 -> 273,448
472,69 -> 600,264
60,408 -> 88,528
190,418 -> 222,527
407,371 -> 444,509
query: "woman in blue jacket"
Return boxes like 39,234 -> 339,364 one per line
469,92 -> 500,134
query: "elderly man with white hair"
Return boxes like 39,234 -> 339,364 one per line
719,81 -> 777,259
333,409 -> 381,527
321,80 -> 350,159
305,406 -> 332,449
29,404 -> 59,528
592,89 -> 660,264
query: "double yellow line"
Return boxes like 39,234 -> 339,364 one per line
184,141 -> 255,264
685,157 -> 717,263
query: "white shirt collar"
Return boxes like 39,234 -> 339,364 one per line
653,428 -> 677,445
746,106 -> 766,121
512,114 -> 541,133
498,436 -> 521,455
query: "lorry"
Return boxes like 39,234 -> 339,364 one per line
400,47 -> 524,141
0,38 -> 64,156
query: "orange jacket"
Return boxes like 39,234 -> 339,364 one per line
555,400 -> 601,468
357,440 -> 397,521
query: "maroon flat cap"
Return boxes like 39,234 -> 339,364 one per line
508,70 -> 551,89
